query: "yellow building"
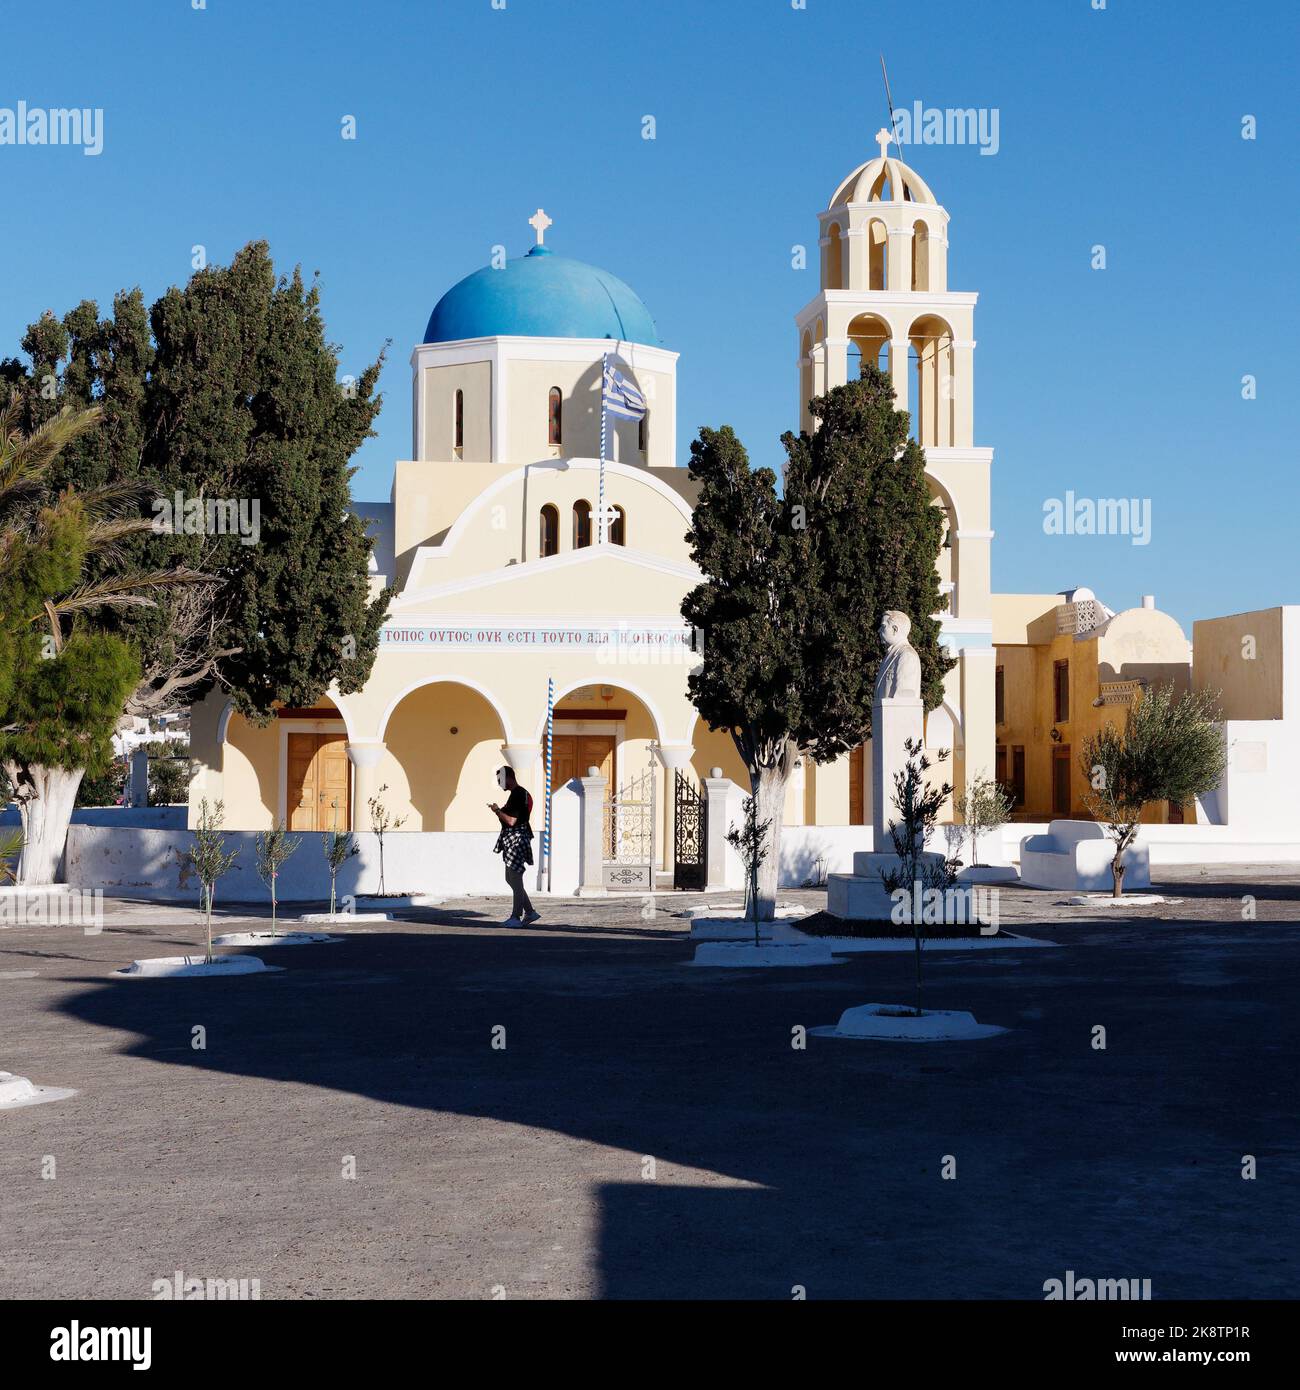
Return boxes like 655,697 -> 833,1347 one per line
992,589 -> 1193,822
188,144 -> 999,887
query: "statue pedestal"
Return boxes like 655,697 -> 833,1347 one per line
826,694 -> 940,922
872,695 -> 925,846
827,850 -> 949,921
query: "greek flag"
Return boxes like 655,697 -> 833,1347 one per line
601,360 -> 646,421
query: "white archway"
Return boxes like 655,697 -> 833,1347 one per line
535,677 -> 669,746
378,675 -> 514,743
216,692 -> 358,744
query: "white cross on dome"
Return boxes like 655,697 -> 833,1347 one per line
528,208 -> 553,246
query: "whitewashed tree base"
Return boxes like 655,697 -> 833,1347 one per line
957,865 -> 1019,884
688,941 -> 846,968
813,1003 -> 1007,1041
355,895 -> 444,910
210,931 -> 342,947
1067,893 -> 1174,907
683,903 -> 807,920
298,911 -> 393,924
689,920 -> 775,942
794,930 -> 1057,953
0,884 -> 70,897
113,955 -> 283,979
0,1071 -> 77,1109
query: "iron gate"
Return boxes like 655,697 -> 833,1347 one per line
602,766 -> 656,890
673,770 -> 707,892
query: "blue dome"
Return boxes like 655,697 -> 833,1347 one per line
423,246 -> 660,346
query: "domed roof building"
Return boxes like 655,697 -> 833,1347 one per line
423,245 -> 660,347
194,210 -> 725,871
191,164 -> 1008,899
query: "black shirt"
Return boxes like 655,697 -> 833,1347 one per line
502,786 -> 531,830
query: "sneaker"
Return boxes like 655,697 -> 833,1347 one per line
502,916 -> 522,927
522,910 -> 542,925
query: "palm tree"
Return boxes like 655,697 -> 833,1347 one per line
0,398 -> 209,884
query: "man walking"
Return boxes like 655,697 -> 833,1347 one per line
489,766 -> 541,927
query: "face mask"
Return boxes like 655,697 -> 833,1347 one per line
496,769 -> 510,791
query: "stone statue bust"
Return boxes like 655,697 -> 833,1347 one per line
874,610 -> 923,701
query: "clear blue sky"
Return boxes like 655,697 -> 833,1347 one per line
3,0 -> 1296,631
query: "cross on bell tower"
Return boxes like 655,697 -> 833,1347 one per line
528,208 -> 553,246
875,126 -> 893,160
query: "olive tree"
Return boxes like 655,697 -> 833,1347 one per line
1081,685 -> 1227,897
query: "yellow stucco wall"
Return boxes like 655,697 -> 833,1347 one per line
1192,608 -> 1284,721
421,360 -> 492,463
392,460 -> 699,590
502,358 -> 672,469
995,605 -> 1192,821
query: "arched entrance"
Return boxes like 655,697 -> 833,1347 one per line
221,695 -> 351,832
380,681 -> 509,831
544,682 -> 666,888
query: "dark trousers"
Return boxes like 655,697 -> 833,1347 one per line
505,867 -> 534,919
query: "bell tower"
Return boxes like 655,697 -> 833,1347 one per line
798,129 -> 973,443
795,136 -> 995,803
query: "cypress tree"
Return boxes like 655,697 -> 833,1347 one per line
682,367 -> 953,917
1,243 -> 390,880
4,241 -> 390,721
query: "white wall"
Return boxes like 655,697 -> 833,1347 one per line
1008,820 -> 1300,866
1209,719 -> 1300,837
63,782 -> 582,903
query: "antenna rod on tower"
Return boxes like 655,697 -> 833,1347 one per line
879,53 -> 899,152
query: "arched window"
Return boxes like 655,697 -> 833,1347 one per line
847,313 -> 890,382
637,412 -> 647,454
539,504 -> 559,557
868,219 -> 888,291
911,220 -> 930,292
547,386 -> 562,446
908,314 -> 956,448
453,388 -> 464,455
825,222 -> 844,290
572,499 -> 592,549
609,505 -> 626,546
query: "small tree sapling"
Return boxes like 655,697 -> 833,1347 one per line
953,772 -> 1014,868
726,794 -> 772,947
322,799 -> 359,917
254,822 -> 300,937
367,784 -> 406,897
880,739 -> 960,1016
188,799 -> 240,964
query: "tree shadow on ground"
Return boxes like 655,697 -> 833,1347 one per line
52,919 -> 1300,1298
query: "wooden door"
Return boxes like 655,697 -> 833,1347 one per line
549,734 -> 615,791
848,743 -> 865,825
1052,745 -> 1071,817
287,731 -> 352,832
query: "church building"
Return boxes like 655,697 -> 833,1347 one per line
187,141 -> 996,887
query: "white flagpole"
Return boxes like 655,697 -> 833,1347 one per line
598,352 -> 609,545
541,677 -> 554,892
